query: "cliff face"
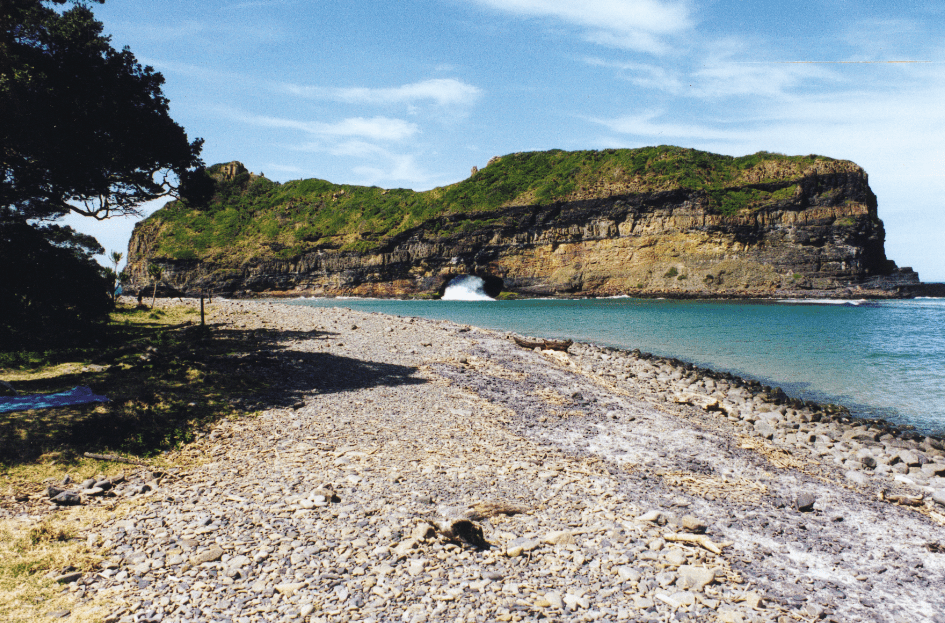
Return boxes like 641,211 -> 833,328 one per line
126,149 -> 919,298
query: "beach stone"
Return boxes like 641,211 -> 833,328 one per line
754,421 -> 776,439
804,603 -> 825,619
544,530 -> 575,546
845,470 -> 869,486
411,523 -> 436,540
276,582 -> 306,596
677,565 -> 716,591
795,493 -> 816,512
680,514 -> 707,533
664,548 -> 687,566
51,491 -> 81,506
393,539 -> 419,556
922,463 -> 945,477
637,510 -> 663,523
615,566 -> 641,583
544,592 -> 564,609
190,545 -> 224,565
54,572 -> 82,584
659,591 -> 696,609
47,485 -> 65,498
506,544 -> 525,557
898,450 -> 920,466
633,596 -> 654,609
563,593 -> 589,610
932,490 -> 945,507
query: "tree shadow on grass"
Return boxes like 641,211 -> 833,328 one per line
0,322 -> 426,466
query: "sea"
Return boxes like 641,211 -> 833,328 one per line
276,280 -> 945,434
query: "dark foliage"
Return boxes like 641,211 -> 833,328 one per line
1,0 -> 203,220
0,217 -> 112,348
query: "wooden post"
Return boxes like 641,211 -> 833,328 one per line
200,295 -> 205,326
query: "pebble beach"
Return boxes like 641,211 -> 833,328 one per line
43,298 -> 945,622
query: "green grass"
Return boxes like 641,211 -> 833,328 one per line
147,147 -> 847,262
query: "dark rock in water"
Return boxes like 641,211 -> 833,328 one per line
795,493 -> 816,512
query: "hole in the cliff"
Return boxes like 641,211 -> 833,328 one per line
441,274 -> 503,301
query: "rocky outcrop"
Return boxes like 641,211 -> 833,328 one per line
126,150 -> 921,299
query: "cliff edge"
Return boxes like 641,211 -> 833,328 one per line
126,147 -> 920,298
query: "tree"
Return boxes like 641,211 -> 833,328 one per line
147,264 -> 163,309
0,0 -> 203,344
0,218 -> 112,346
109,250 -> 122,300
1,0 -> 204,222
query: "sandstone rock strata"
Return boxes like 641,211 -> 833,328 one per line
126,151 -> 920,298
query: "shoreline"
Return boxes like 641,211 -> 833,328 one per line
215,286 -> 942,301
67,298 -> 945,622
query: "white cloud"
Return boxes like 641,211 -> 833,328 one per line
282,78 -> 482,107
221,109 -> 419,141
590,111 -> 750,142
584,56 -> 683,92
470,0 -> 692,53
352,153 -> 433,188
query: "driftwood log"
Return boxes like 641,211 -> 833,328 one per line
433,501 -> 530,548
511,335 -> 573,352
878,490 -> 924,507
663,532 -> 731,555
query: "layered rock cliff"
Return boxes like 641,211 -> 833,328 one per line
126,147 -> 920,298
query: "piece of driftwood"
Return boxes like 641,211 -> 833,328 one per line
511,335 -> 573,352
433,506 -> 489,548
84,452 -> 147,466
878,490 -> 924,507
467,501 -> 530,521
663,532 -> 730,555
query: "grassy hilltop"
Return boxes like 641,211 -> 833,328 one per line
148,147 -> 844,263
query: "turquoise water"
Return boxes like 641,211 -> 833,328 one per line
278,296 -> 945,433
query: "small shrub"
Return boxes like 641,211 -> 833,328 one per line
664,267 -> 679,278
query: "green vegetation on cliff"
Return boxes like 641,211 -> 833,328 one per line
147,147 -> 842,262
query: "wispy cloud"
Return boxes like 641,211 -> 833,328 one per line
221,108 -> 419,141
470,0 -> 692,53
226,0 -> 294,9
281,78 -> 482,107
590,112 -> 750,142
584,56 -> 684,92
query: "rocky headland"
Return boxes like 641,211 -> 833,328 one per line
28,298 -> 945,623
125,148 -> 924,300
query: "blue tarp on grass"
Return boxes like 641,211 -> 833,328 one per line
0,386 -> 109,413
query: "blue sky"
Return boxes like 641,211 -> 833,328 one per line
64,0 -> 945,281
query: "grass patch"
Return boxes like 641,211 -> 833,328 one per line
0,302 -> 270,467
0,505 -> 129,623
146,147 -> 846,262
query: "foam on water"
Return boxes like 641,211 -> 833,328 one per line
442,275 -> 494,301
777,298 -> 871,306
